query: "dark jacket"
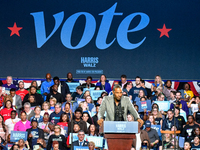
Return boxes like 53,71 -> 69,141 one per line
68,120 -> 87,135
72,140 -> 89,150
26,127 -> 44,150
132,130 -> 151,148
23,93 -> 44,107
47,134 -> 67,150
50,81 -> 70,99
81,83 -> 95,88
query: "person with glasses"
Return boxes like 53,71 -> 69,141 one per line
47,125 -> 67,150
72,130 -> 89,149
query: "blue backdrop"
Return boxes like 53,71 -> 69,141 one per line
0,0 -> 200,79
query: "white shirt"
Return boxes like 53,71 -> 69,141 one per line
136,133 -> 141,150
5,118 -> 21,134
12,95 -> 16,106
191,104 -> 199,113
58,83 -> 61,94
40,110 -> 53,116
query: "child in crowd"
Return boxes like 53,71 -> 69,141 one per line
30,106 -> 43,123
49,97 -> 57,112
40,101 -> 53,116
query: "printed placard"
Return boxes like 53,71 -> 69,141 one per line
74,146 -> 89,150
90,90 -> 105,100
151,125 -> 161,136
10,131 -> 28,142
154,101 -> 170,111
136,100 -> 151,112
69,133 -> 87,144
66,83 -> 80,92
87,136 -> 103,147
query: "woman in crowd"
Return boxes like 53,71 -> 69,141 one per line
192,126 -> 200,140
40,101 -> 53,116
88,141 -> 95,150
83,91 -> 90,99
184,83 -> 194,102
30,81 -> 41,94
23,102 -> 34,121
26,95 -> 37,108
184,141 -> 191,150
85,96 -> 95,112
94,86 -> 101,90
192,136 -> 200,148
151,75 -> 163,94
57,113 -> 69,137
151,107 -> 163,128
123,82 -> 133,99
148,114 -> 156,125
2,95 -> 13,110
14,111 -> 31,131
96,74 -> 111,94
79,101 -> 91,116
64,102 -> 72,121
30,106 -> 43,123
5,110 -> 20,134
87,124 -> 99,136
17,139 -> 29,150
163,131 -> 174,149
127,114 -> 134,122
23,86 -> 44,107
10,144 -> 19,150
188,97 -> 200,115
0,115 -> 8,142
38,112 -> 50,144
101,91 -> 108,98
138,90 -> 147,99
47,125 -> 67,150
0,100 -> 14,121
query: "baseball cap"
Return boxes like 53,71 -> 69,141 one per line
145,120 -> 151,128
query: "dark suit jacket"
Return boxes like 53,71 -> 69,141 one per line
50,81 -> 70,99
72,140 -> 89,150
23,93 -> 44,107
26,127 -> 44,150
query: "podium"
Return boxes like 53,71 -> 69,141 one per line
101,121 -> 139,150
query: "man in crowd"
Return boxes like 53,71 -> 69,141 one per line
118,74 -> 127,89
130,76 -> 147,101
145,121 -> 159,150
51,76 -> 70,99
40,73 -> 54,101
10,88 -> 22,114
81,76 -> 95,89
140,80 -> 152,99
68,108 -> 87,134
163,80 -> 176,100
72,130 -> 89,149
162,109 -> 179,130
47,84 -> 64,103
170,91 -> 189,115
2,76 -> 17,91
16,81 -> 29,101
49,103 -> 64,124
66,72 -> 76,83
71,86 -> 84,100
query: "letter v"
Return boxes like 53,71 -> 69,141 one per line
30,11 -> 64,48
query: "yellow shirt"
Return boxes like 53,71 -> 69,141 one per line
184,90 -> 194,100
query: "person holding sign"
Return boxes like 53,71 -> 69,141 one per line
72,130 -> 89,150
97,85 -> 143,125
26,118 -> 44,150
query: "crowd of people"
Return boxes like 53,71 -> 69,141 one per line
0,73 -> 199,150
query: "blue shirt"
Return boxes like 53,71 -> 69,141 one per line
31,128 -> 39,149
61,101 -> 78,113
130,87 -> 147,101
30,115 -> 43,123
49,111 -> 64,124
40,80 -> 54,100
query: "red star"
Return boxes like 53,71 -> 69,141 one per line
8,22 -> 23,37
157,24 -> 172,38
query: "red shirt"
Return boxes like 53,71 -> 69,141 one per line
57,122 -> 68,127
16,90 -> 29,101
0,96 -> 4,107
0,108 -> 14,121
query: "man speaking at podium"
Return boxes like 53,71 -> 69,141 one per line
97,85 -> 144,126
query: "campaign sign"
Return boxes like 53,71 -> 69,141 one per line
10,131 -> 28,142
69,133 -> 87,144
154,101 -> 170,111
74,146 -> 89,150
151,125 -> 161,136
176,136 -> 185,148
136,100 -> 151,112
77,99 -> 85,104
66,83 -> 80,92
134,97 -> 140,102
83,87 -> 95,93
87,136 -> 103,147
60,126 -> 68,137
91,90 -> 105,100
